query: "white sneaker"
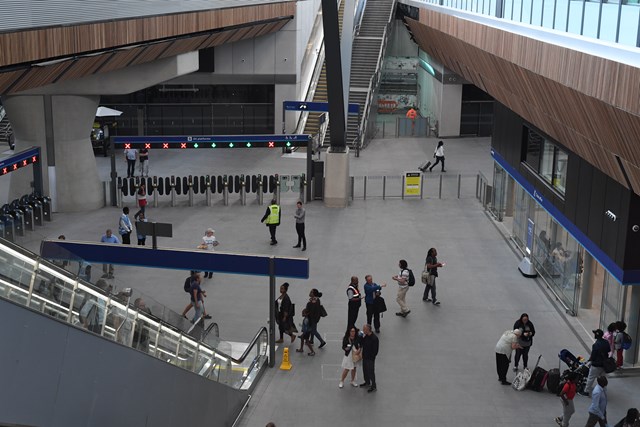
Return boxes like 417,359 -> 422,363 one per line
338,381 -> 344,388
513,366 -> 518,372
351,382 -> 359,387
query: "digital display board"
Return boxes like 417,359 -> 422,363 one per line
112,134 -> 310,149
0,147 -> 40,177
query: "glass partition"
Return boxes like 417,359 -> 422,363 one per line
0,238 -> 268,390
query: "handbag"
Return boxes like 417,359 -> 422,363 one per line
603,356 -> 617,373
319,304 -> 328,318
374,294 -> 387,313
352,349 -> 362,363
511,368 -> 531,391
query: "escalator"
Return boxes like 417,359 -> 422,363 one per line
0,237 -> 268,427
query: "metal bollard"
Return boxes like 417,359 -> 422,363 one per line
240,175 -> 246,206
438,174 -> 443,199
257,174 -> 263,205
457,174 -> 461,199
152,176 -> 158,208
364,176 -> 367,200
275,174 -> 281,205
188,175 -> 194,207
223,175 -> 229,206
170,176 -> 176,207
351,176 -> 355,200
383,176 -> 386,200
205,176 -> 212,207
117,177 -> 124,208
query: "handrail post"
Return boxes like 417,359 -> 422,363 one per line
383,176 -> 386,200
439,174 -> 443,199
420,174 -> 424,199
457,174 -> 461,199
364,176 -> 367,200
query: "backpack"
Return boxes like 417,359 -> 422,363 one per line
622,332 -> 632,350
184,277 -> 192,293
406,269 -> 416,287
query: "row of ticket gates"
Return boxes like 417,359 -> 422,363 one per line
116,173 -> 312,207
1,193 -> 53,241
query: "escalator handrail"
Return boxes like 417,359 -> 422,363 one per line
215,326 -> 269,365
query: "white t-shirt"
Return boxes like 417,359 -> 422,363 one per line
398,269 -> 409,288
202,234 -> 218,250
495,330 -> 518,356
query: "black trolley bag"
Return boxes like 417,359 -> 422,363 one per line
526,354 -> 548,391
546,368 -> 561,394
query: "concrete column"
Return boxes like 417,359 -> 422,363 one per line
3,94 -> 102,212
627,285 -> 640,364
580,251 -> 595,310
324,148 -> 350,208
438,83 -> 462,137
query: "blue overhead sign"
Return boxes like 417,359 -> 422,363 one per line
284,101 -> 360,114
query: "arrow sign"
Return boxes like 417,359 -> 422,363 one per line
283,101 -> 360,115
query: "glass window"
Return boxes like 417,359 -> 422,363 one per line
539,142 -> 555,185
525,128 -> 543,171
553,150 -> 568,194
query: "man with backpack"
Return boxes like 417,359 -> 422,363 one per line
180,271 -> 211,320
392,259 -> 414,318
423,247 -> 443,306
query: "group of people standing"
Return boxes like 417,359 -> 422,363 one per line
260,199 -> 307,251
123,147 -> 149,178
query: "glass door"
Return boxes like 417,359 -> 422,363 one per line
600,273 -> 624,329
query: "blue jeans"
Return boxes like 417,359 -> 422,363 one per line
192,300 -> 203,323
308,320 -> 325,345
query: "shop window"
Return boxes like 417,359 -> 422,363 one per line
524,126 -> 568,196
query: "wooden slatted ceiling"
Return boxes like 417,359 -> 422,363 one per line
406,16 -> 640,195
0,2 -> 295,67
0,18 -> 291,95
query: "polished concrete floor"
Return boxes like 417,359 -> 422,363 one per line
10,134 -> 640,427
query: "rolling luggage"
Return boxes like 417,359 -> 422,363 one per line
526,355 -> 548,392
546,368 -> 561,394
418,161 -> 431,172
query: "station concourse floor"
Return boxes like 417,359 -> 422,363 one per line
12,134 -> 640,427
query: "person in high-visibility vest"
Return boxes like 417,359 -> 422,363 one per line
406,107 -> 418,120
261,198 -> 281,245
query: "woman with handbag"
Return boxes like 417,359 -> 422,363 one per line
275,283 -> 297,344
305,288 -> 327,348
513,313 -> 536,372
339,327 -> 362,388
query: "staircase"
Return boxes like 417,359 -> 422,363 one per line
0,106 -> 15,149
346,0 -> 396,148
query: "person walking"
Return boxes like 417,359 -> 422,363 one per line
513,313 -> 536,372
393,259 -> 411,317
275,283 -> 297,344
339,326 -> 362,388
346,276 -> 363,330
585,376 -> 608,427
100,229 -> 119,279
198,228 -> 218,279
613,408 -> 639,427
134,211 -> 148,245
423,248 -> 443,305
118,207 -> 133,244
181,271 -> 211,320
429,140 -> 446,172
580,329 -> 611,396
360,324 -> 379,392
135,182 -> 147,216
292,200 -> 307,251
124,147 -> 137,178
305,288 -> 327,348
495,329 -> 522,385
189,273 -> 208,324
363,275 -> 385,333
614,321 -> 627,369
261,198 -> 281,245
138,147 -> 149,177
555,371 -> 578,426
295,308 -> 315,356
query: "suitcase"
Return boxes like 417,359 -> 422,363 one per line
418,161 -> 431,172
546,368 -> 561,394
527,367 -> 548,391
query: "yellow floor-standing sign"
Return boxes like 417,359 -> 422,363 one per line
404,171 -> 422,197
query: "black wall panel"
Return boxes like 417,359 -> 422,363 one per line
563,157 -> 580,224
574,161 -> 592,233
587,171 -> 606,245
601,177 -> 622,263
624,194 -> 640,270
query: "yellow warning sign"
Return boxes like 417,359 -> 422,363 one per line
404,171 -> 422,197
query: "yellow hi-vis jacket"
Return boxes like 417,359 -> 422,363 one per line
265,204 -> 280,225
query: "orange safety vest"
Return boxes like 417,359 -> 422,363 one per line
406,108 -> 417,120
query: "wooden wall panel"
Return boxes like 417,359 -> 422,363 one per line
127,43 -> 170,67
0,2 -> 295,67
407,16 -> 640,195
0,70 -> 27,94
9,62 -> 72,93
59,55 -> 112,81
158,34 -> 211,59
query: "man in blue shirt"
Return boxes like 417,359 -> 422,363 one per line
363,275 -> 386,333
100,228 -> 120,279
585,376 -> 607,427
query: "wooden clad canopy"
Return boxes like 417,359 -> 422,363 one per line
0,3 -> 294,95
406,10 -> 640,195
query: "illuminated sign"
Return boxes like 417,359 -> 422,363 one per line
113,135 -> 310,149
0,147 -> 40,177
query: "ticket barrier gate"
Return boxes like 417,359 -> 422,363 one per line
117,173 -> 307,207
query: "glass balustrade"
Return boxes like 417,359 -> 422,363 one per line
0,238 -> 268,390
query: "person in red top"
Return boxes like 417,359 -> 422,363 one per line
406,107 -> 418,120
555,371 -> 578,426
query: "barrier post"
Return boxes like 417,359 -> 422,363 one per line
300,173 -> 306,203
223,175 -> 229,206
364,176 -> 367,200
205,176 -> 212,207
457,174 -> 461,199
383,176 -> 386,200
439,175 -> 443,199
116,177 -> 123,208
152,176 -> 159,208
275,174 -> 281,205
188,175 -> 194,207
257,174 -> 264,205
240,175 -> 246,206
170,176 -> 176,207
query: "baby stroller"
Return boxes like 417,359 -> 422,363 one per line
557,348 -> 589,394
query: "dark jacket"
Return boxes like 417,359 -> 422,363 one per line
342,335 -> 361,356
277,293 -> 293,322
361,332 -> 379,360
590,338 -> 611,367
513,319 -> 536,346
306,297 -> 322,323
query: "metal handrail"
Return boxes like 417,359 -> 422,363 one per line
353,0 -> 367,36
216,326 -> 268,365
294,42 -> 326,135
0,106 -> 5,123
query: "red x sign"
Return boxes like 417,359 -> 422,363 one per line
124,143 -> 131,149
268,141 -> 275,148
180,143 -> 187,149
162,143 -> 169,149
145,143 -> 151,149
